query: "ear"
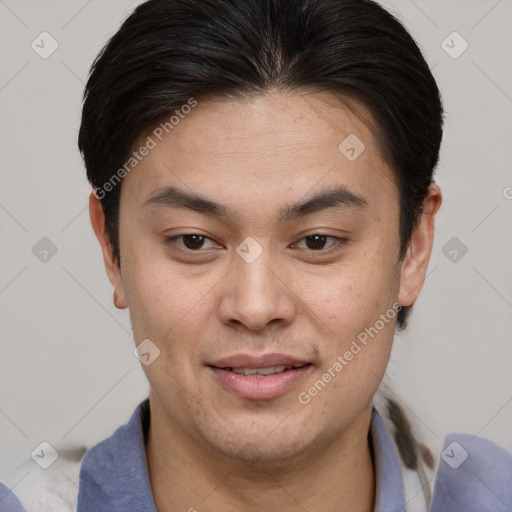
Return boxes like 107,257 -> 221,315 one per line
398,183 -> 442,307
89,191 -> 128,309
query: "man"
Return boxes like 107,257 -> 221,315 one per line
6,0 -> 511,510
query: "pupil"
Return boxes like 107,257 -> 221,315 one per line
183,235 -> 204,250
306,235 -> 327,250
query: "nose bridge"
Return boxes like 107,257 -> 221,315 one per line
219,238 -> 295,330
237,247 -> 276,296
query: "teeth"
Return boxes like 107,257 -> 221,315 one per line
232,365 -> 289,376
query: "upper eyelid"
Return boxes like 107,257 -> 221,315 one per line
166,234 -> 219,249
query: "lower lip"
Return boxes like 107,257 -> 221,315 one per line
209,365 -> 312,400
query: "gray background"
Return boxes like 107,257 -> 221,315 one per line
1,0 -> 511,487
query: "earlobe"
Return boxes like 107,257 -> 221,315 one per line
398,244 -> 419,308
398,183 -> 442,307
89,192 -> 128,309
113,289 -> 127,309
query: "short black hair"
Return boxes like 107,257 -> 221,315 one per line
78,0 -> 444,329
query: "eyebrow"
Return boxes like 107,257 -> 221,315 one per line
143,184 -> 369,222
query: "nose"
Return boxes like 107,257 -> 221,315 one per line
218,246 -> 297,331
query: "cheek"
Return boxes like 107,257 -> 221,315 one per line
301,250 -> 399,332
124,260 -> 212,399
297,247 -> 399,396
121,251 -> 206,344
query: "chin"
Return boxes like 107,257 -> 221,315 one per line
201,417 -> 316,463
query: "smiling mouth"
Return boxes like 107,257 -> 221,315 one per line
222,363 -> 311,377
208,361 -> 313,400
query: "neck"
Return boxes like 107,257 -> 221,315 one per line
146,402 -> 375,512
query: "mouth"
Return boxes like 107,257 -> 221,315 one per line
219,363 -> 310,376
208,353 -> 313,400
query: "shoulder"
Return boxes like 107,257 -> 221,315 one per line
430,432 -> 512,511
0,479 -> 26,512
373,390 -> 512,511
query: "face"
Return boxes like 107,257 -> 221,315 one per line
91,90 -> 440,464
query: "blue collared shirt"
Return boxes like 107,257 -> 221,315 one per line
74,399 -> 512,511
76,400 -> 410,511
3,399 -> 511,511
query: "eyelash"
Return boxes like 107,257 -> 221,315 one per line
164,233 -> 348,254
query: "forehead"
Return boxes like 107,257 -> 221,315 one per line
124,90 -> 398,215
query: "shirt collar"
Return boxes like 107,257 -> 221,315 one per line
77,399 -> 407,512
77,399 -> 156,512
370,406 -> 408,511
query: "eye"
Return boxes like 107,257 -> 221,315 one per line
293,234 -> 348,251
165,233 -> 348,254
165,234 -> 219,251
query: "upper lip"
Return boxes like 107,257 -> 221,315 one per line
209,353 -> 310,369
